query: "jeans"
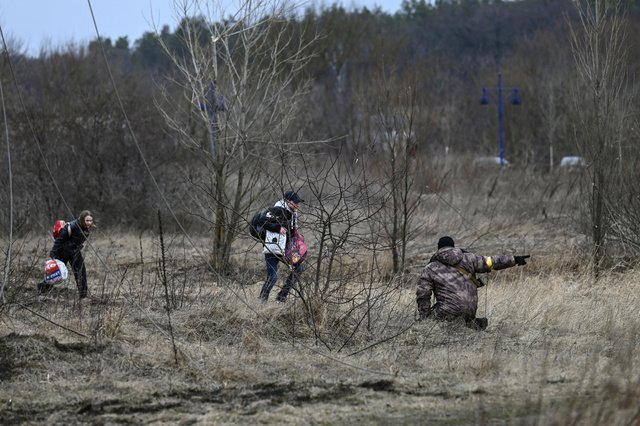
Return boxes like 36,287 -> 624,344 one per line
57,252 -> 88,298
259,253 -> 303,301
69,252 -> 88,298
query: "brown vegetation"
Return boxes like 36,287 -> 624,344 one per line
2,0 -> 640,423
1,168 -> 639,424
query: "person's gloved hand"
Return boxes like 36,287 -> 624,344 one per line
514,255 -> 530,266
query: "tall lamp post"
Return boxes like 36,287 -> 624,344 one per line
480,63 -> 521,166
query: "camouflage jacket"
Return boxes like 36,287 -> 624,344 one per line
416,247 -> 516,321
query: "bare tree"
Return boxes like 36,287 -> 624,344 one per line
355,67 -> 423,274
569,0 -> 631,274
532,32 -> 572,172
276,150 -> 412,350
156,0 -> 317,272
0,72 -> 12,304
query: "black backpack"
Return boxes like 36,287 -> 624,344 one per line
249,209 -> 269,240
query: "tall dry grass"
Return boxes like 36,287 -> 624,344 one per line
1,168 -> 639,424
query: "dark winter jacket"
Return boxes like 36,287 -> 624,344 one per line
263,203 -> 297,241
50,219 -> 90,260
416,247 -> 516,321
261,200 -> 300,256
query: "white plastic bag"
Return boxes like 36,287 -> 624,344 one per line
263,230 -> 286,255
44,259 -> 68,284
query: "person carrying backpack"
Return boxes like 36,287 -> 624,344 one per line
258,191 -> 304,303
38,210 -> 95,299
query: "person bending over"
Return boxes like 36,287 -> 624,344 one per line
39,210 -> 95,299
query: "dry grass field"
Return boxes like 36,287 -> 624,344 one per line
1,168 -> 639,425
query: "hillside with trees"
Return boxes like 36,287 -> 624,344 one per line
2,1 -> 640,423
0,0 -> 637,226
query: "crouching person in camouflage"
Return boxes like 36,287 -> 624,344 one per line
416,236 -> 529,330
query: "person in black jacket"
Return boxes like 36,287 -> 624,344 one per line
38,210 -> 95,298
258,191 -> 304,302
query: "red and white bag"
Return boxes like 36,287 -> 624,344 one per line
44,259 -> 68,285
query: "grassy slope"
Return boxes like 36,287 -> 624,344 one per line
1,169 -> 639,424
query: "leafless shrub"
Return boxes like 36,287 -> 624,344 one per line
569,0 -> 635,274
351,66 -> 423,274
4,224 -> 640,423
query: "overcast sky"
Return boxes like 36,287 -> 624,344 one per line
0,0 -> 405,56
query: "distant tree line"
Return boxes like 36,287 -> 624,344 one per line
1,0 -> 639,240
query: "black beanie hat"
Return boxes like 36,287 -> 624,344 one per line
437,236 -> 455,249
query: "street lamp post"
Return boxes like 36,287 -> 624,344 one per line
480,63 -> 521,166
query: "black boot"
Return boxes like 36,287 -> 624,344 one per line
37,281 -> 53,294
475,317 -> 488,330
466,317 -> 488,331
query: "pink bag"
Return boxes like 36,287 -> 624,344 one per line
286,232 -> 308,265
